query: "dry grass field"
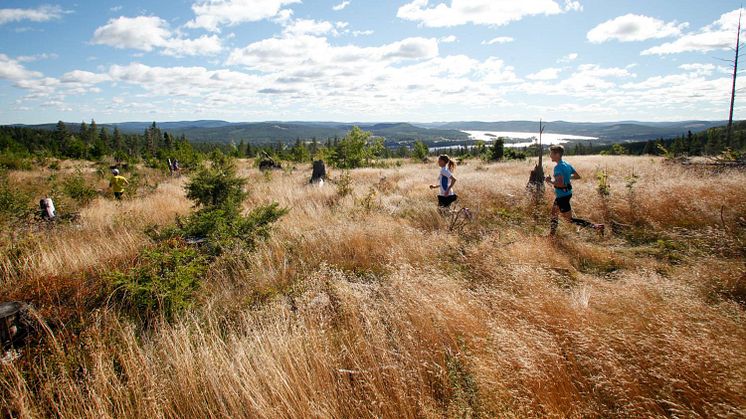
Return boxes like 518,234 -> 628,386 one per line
1,155 -> 745,418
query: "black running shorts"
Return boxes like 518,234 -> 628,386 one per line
438,194 -> 458,207
554,195 -> 572,213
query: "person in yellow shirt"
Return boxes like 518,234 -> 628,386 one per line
109,169 -> 129,200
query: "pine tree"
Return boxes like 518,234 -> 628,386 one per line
164,132 -> 173,150
490,137 -> 505,161
642,140 -> 655,155
412,140 -> 428,161
54,121 -> 69,154
79,121 -> 89,143
89,119 -> 98,144
705,130 -> 722,155
112,126 -> 123,152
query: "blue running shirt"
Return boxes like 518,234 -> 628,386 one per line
439,167 -> 454,196
553,160 -> 574,198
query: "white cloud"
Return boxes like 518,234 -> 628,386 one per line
226,35 -> 439,72
16,53 -> 59,62
162,35 -> 223,56
440,35 -> 457,43
0,54 -> 43,81
92,16 -> 170,51
642,9 -> 744,55
61,70 -> 111,84
397,0 -> 580,28
0,5 -> 65,25
110,5 -> 123,12
587,14 -> 686,43
61,32 -> 521,116
186,0 -> 301,32
516,63 -> 634,98
678,63 -> 716,76
481,36 -> 514,45
352,29 -> 374,36
283,19 -> 337,36
557,52 -> 578,63
526,67 -> 561,80
564,1 -> 582,12
92,16 -> 222,56
332,1 -> 350,11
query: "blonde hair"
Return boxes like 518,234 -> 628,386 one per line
438,155 -> 456,171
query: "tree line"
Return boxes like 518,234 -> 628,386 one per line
3,119 -> 744,171
0,120 -> 205,169
568,122 -> 746,157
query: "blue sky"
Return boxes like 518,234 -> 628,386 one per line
0,0 -> 744,124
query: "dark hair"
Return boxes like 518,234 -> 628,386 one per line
438,154 -> 456,171
549,144 -> 565,156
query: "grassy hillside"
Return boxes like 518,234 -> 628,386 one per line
0,156 -> 744,417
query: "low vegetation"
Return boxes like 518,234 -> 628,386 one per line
0,150 -> 744,417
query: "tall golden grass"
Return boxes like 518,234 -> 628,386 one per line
1,156 -> 744,418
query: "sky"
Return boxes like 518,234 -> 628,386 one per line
0,0 -> 745,124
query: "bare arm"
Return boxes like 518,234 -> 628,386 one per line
545,174 -> 568,188
571,169 -> 581,180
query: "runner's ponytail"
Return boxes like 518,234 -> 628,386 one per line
439,154 -> 456,171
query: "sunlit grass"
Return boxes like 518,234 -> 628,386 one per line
1,156 -> 744,418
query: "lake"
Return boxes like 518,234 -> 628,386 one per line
464,130 -> 598,148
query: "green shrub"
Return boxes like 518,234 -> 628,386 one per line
165,203 -> 288,255
504,148 -> 527,160
62,172 -> 97,205
0,152 -> 32,170
0,168 -> 31,225
108,240 -> 209,322
412,140 -> 429,161
186,151 -> 246,209
329,126 -> 373,169
336,171 -> 353,198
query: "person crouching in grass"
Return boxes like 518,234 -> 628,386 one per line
545,145 -> 604,236
430,154 -> 458,208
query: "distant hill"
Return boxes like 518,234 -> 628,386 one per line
12,121 -> 469,145
11,119 -> 728,145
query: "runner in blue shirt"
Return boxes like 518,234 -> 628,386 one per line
544,145 -> 604,236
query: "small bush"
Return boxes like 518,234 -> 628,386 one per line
166,203 -> 288,255
0,168 -> 31,224
335,171 -> 353,198
0,152 -> 32,170
186,152 -> 246,209
357,186 -> 378,213
108,240 -> 209,322
504,148 -> 527,160
62,172 -> 97,205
